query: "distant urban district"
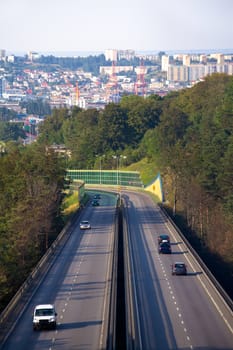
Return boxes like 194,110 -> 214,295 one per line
0,48 -> 233,140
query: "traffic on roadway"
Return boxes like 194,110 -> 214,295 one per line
1,189 -> 233,350
2,192 -> 117,350
123,190 -> 233,350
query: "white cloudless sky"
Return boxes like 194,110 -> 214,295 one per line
1,0 -> 233,54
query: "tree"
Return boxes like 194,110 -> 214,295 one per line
0,142 -> 65,307
0,122 -> 26,142
97,103 -> 130,152
38,108 -> 68,144
63,108 -> 100,167
20,99 -> 51,115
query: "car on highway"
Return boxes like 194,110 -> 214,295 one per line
91,199 -> 100,206
172,262 -> 187,275
33,304 -> 57,330
157,234 -> 170,244
158,240 -> 172,254
94,193 -> 101,199
79,220 -> 91,230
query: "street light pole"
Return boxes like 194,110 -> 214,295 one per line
112,155 -> 127,205
112,155 -> 119,185
96,154 -> 105,185
100,155 -> 105,184
113,155 -> 127,185
119,155 -> 127,185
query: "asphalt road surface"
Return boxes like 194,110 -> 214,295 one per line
2,189 -> 233,350
123,190 -> 233,350
2,192 -> 117,350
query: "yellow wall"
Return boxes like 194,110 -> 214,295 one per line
145,173 -> 164,202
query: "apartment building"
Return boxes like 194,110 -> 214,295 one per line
28,51 -> 40,61
183,54 -> 191,66
99,66 -> 133,75
167,65 -> 189,82
0,49 -> 6,60
167,61 -> 232,83
227,63 -> 233,75
118,49 -> 135,60
0,77 -> 6,97
210,53 -> 225,65
161,55 -> 170,72
200,55 -> 207,63
188,64 -> 205,82
104,49 -> 118,62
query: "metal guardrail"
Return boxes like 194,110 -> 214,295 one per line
0,209 -> 82,346
159,204 -> 233,311
122,199 -> 142,350
106,200 -> 119,350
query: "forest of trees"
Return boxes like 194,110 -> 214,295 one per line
0,143 -> 65,309
37,94 -> 162,168
20,99 -> 51,116
151,74 -> 233,293
37,54 -> 157,75
0,73 -> 233,310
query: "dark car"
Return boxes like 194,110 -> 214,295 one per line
158,241 -> 172,254
172,262 -> 187,275
91,199 -> 99,206
158,234 -> 170,244
94,194 -> 101,199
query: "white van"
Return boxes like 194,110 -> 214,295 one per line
33,304 -> 57,330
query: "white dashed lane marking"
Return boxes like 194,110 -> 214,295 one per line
48,229 -> 93,349
156,249 -> 193,350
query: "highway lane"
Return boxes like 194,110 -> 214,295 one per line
123,190 -> 233,350
2,192 -> 117,350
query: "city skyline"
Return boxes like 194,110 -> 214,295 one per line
1,0 -> 233,54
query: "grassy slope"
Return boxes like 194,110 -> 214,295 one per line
122,157 -> 160,186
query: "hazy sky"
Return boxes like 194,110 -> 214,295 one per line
1,0 -> 233,54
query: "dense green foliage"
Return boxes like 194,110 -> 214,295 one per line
37,54 -> 157,75
149,74 -> 233,266
0,106 -> 26,142
0,122 -> 26,142
37,96 -> 162,168
0,143 -> 65,309
20,99 -> 51,116
0,107 -> 17,122
38,54 -> 110,75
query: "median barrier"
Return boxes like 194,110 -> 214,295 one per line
122,199 -> 142,350
106,205 -> 119,350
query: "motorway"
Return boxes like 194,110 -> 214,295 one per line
2,189 -> 233,350
123,190 -> 233,350
2,192 -> 117,350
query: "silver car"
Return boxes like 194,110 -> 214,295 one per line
79,220 -> 91,230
